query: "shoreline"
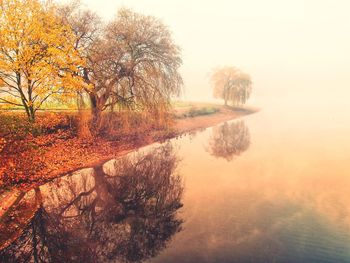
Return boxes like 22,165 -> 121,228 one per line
175,105 -> 258,134
0,106 -> 258,191
0,105 -> 258,238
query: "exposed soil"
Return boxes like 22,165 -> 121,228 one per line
175,106 -> 257,134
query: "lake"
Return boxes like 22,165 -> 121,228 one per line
1,99 -> 350,263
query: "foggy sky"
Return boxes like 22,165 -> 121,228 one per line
60,0 -> 350,106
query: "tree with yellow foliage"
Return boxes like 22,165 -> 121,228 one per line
0,0 -> 84,121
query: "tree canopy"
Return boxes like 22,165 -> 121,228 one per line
104,8 -> 183,112
0,0 -> 85,121
59,4 -> 183,126
211,66 -> 252,106
0,1 -> 183,124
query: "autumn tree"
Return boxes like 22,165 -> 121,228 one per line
211,66 -> 252,106
57,1 -> 102,137
102,8 -> 183,113
0,0 -> 84,121
60,5 -> 183,125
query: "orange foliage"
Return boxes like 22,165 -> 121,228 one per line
0,0 -> 86,121
0,111 -> 176,189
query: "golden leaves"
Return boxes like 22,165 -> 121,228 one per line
0,0 -> 86,118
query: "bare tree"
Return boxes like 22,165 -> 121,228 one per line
103,8 -> 183,113
57,1 -> 103,128
59,5 -> 183,129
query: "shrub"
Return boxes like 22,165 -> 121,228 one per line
177,106 -> 219,118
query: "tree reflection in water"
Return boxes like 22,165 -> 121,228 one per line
0,144 -> 183,263
208,120 -> 250,161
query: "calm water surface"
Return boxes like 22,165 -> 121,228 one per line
1,100 -> 350,262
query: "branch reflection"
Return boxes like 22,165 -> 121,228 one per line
0,144 -> 183,263
208,120 -> 250,161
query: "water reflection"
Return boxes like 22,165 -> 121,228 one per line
208,120 -> 250,161
0,144 -> 183,263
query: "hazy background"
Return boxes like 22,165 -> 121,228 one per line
60,0 -> 350,111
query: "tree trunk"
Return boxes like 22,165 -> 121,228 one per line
223,85 -> 229,106
24,104 -> 35,122
28,105 -> 35,123
224,92 -> 228,106
89,93 -> 103,133
77,93 -> 93,139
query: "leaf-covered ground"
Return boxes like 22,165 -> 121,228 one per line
0,112 -> 177,190
0,106 -> 256,191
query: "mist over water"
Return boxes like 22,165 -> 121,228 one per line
3,1 -> 350,262
150,109 -> 350,262
3,105 -> 350,262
